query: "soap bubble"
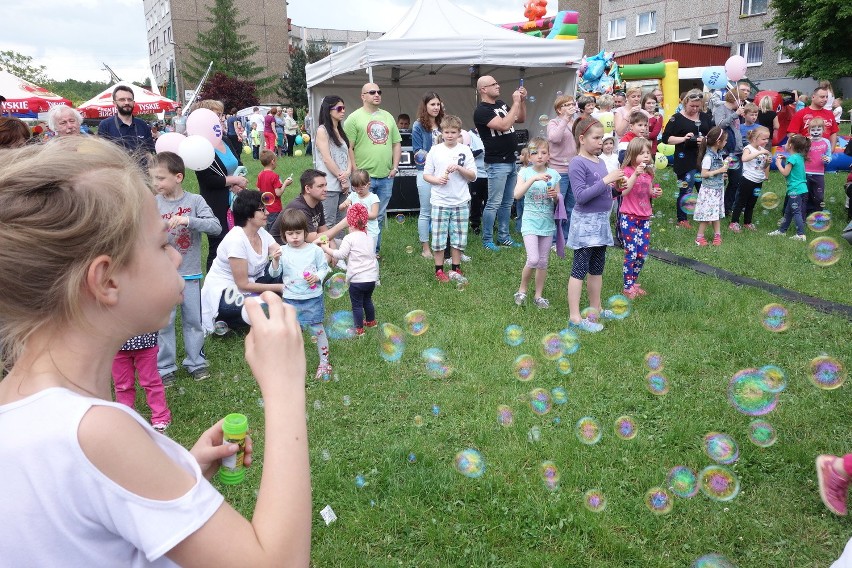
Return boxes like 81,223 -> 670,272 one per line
326,311 -> 356,340
408,452 -> 417,463
679,193 -> 698,215
699,465 -> 740,501
806,210 -> 831,232
527,425 -> 541,442
555,90 -> 563,97
551,386 -> 568,405
454,449 -> 485,478
808,237 -> 841,266
514,354 -> 536,381
758,365 -> 787,393
759,191 -> 780,209
540,332 -> 563,360
422,347 -> 452,378
404,309 -> 429,336
355,474 -> 366,488
324,272 -> 348,299
540,461 -> 560,491
413,415 -> 424,427
644,351 -> 663,371
414,149 -> 427,166
691,553 -> 737,568
645,487 -> 673,514
213,321 -> 230,336
704,432 -> 739,465
529,388 -> 552,415
342,395 -> 351,406
614,415 -> 637,440
761,303 -> 788,332
647,372 -> 669,395
395,214 -> 406,224
748,419 -> 777,447
728,368 -> 779,415
667,466 -> 699,498
606,294 -> 632,319
261,192 -> 275,206
405,245 -> 414,254
559,328 -> 580,354
504,324 -> 524,346
538,114 -> 550,127
809,355 -> 845,390
556,357 -> 572,375
379,323 -> 406,362
575,416 -> 602,445
527,95 -> 537,103
583,489 -> 606,512
580,307 -> 600,323
431,404 -> 441,416
497,404 -> 514,426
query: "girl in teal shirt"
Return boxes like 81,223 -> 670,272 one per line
769,134 -> 810,240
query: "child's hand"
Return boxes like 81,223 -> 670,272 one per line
189,419 -> 254,480
822,155 -> 831,164
283,177 -> 293,188
535,173 -> 551,182
338,200 -> 350,211
304,273 -> 319,286
446,164 -> 458,174
167,215 -> 189,229
603,169 -> 625,185
438,174 -> 449,185
244,293 -> 305,393
268,246 -> 282,262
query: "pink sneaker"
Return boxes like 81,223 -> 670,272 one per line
817,455 -> 849,515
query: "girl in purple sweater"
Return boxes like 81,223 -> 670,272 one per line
566,117 -> 625,332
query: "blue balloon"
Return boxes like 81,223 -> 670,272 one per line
295,135 -> 304,145
701,67 -> 728,90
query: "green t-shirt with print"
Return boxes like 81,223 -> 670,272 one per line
343,107 -> 401,178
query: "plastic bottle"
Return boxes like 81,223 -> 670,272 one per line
304,271 -> 318,289
219,413 -> 248,485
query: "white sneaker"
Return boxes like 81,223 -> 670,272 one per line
790,234 -> 806,241
767,230 -> 783,236
460,253 -> 471,262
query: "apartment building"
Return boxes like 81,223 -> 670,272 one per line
288,24 -> 382,54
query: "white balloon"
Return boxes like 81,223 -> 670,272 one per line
155,132 -> 186,154
178,135 -> 215,171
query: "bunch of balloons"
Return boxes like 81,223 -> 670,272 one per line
154,107 -> 222,170
523,0 -> 547,20
701,55 -> 748,93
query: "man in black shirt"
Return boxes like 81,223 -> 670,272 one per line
97,85 -> 155,157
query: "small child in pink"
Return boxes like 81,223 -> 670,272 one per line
111,332 -> 172,432
618,138 -> 661,298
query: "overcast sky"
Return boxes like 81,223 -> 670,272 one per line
3,0 -> 524,83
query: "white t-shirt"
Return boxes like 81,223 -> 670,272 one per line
348,191 -> 380,242
249,112 -> 264,132
601,152 -> 620,173
0,388 -> 223,566
742,144 -> 769,183
424,142 -> 476,207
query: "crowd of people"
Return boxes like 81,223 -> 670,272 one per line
0,76 -> 850,565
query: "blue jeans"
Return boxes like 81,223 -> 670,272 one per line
482,162 -> 517,244
416,171 -> 431,244
557,173 -> 574,240
779,193 -> 806,235
370,176 -> 394,251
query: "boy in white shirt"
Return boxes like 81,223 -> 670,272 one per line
423,115 -> 477,282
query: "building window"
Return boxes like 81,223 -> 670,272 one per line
777,40 -> 802,63
608,18 -> 626,40
673,27 -> 690,42
698,23 -> 719,38
738,41 -> 764,66
741,0 -> 768,16
636,11 -> 656,36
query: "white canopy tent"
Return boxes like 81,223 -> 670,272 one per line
305,0 -> 584,139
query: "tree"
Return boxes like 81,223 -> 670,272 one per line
183,0 -> 277,92
46,79 -> 110,106
278,42 -> 330,110
200,72 -> 259,111
0,50 -> 48,84
769,0 -> 852,81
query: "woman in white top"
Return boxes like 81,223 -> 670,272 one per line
283,107 -> 299,157
314,95 -> 355,228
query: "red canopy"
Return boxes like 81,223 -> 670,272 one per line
0,70 -> 72,117
77,82 -> 178,119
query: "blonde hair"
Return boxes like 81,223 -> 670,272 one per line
743,103 -> 759,115
440,114 -> 463,131
759,96 -> 774,112
350,169 -> 370,187
190,99 -> 224,114
746,126 -> 770,144
524,137 -> 549,166
596,94 -> 614,110
621,137 -> 652,169
518,147 -> 531,167
0,137 -> 150,367
553,95 -> 575,113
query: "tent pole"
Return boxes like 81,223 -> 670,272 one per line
367,67 -> 373,83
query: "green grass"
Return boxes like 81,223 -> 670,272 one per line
152,149 -> 851,567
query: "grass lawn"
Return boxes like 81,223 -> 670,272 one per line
155,146 -> 850,567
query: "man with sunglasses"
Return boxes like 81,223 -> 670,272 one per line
343,83 -> 402,254
473,75 -> 527,251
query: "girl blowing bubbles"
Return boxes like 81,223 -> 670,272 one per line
768,134 -> 811,241
694,126 -> 729,246
618,138 -> 661,299
513,137 -> 561,309
0,138 -> 311,566
566,117 -> 626,332
730,126 -> 771,232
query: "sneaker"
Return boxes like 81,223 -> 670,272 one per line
817,455 -> 849,516
364,320 -> 378,328
315,363 -> 333,381
569,318 -> 604,333
514,291 -> 527,306
600,308 -> 618,320
677,220 -> 693,229
435,269 -> 450,283
767,230 -> 783,236
533,297 -> 550,309
623,286 -> 640,300
160,372 -> 177,388
498,239 -> 522,248
790,234 -> 806,241
550,244 -> 557,253
152,422 -> 171,433
729,222 -> 741,233
355,328 -> 365,337
191,368 -> 210,382
743,223 -> 757,231
483,242 -> 501,252
695,236 -> 708,246
460,253 -> 471,262
712,234 -> 722,246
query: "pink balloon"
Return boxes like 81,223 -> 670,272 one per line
185,108 -> 223,145
155,132 -> 186,154
725,55 -> 747,82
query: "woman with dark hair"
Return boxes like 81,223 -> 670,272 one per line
264,107 -> 278,152
200,189 -> 283,333
412,91 -> 445,258
192,99 -> 248,270
662,89 -> 713,228
0,117 -> 32,149
315,95 -> 354,227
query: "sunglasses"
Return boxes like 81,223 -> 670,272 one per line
483,82 -> 499,89
686,93 -> 703,101
331,105 -> 345,112
363,90 -> 382,95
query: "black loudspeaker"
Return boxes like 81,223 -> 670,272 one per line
388,129 -> 421,212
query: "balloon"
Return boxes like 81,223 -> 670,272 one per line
155,132 -> 186,154
295,135 -> 304,145
302,134 -> 310,144
243,145 -> 251,155
701,67 -> 728,90
658,143 -> 675,157
294,149 -> 304,157
724,55 -> 747,82
178,135 -> 215,171
185,108 -> 222,145
655,153 -> 668,170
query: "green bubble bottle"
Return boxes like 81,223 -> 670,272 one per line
219,413 -> 248,485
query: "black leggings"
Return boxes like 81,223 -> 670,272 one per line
571,246 -> 606,280
731,178 -> 763,224
348,281 -> 376,328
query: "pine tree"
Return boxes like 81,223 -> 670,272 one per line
278,42 -> 330,111
183,0 -> 277,92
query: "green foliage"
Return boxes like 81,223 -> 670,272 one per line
183,0 -> 277,92
45,79 -> 110,106
278,42 -> 330,110
0,50 -> 48,84
769,0 -> 852,80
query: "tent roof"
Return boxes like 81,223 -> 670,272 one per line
0,70 -> 72,116
77,81 -> 178,119
306,0 -> 584,88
